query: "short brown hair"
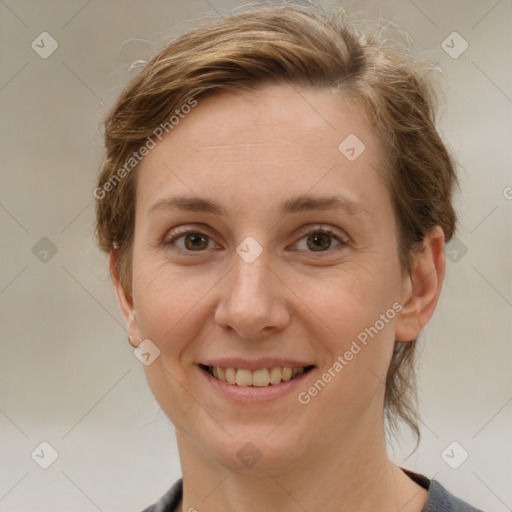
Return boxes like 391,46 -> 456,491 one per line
95,3 -> 458,447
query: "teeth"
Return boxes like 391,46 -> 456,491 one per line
282,367 -> 293,381
225,367 -> 236,385
236,369 -> 253,386
207,365 -> 309,387
252,368 -> 270,387
269,366 -> 282,384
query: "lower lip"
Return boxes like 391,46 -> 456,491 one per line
196,365 -> 313,403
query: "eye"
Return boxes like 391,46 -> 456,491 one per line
294,228 -> 348,252
165,230 -> 215,252
164,226 -> 348,254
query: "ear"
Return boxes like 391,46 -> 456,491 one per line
109,251 -> 139,347
395,226 -> 446,342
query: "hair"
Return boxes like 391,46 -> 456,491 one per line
94,2 -> 458,448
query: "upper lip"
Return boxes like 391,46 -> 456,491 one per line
199,358 -> 315,371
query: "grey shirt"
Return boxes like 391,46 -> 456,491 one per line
141,469 -> 485,512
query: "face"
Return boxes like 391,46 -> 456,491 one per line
115,83 -> 419,473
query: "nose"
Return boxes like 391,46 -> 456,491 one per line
214,253 -> 291,340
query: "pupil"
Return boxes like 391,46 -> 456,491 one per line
185,233 -> 207,250
307,233 -> 331,251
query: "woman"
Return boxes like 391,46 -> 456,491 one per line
95,4 -> 484,512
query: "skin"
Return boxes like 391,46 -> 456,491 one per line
112,83 -> 446,512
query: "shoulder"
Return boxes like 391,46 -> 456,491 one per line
140,478 -> 183,512
402,468 -> 486,512
423,479 -> 485,512
142,473 -> 486,512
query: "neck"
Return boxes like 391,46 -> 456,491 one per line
174,419 -> 427,512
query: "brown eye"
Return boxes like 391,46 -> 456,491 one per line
306,232 -> 333,251
293,228 -> 347,254
165,228 -> 218,254
183,233 -> 210,250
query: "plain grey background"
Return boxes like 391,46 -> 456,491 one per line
1,0 -> 511,511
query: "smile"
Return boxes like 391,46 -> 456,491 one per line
200,364 -> 315,387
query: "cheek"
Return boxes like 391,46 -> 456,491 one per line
294,259 -> 400,402
131,258 -> 216,357
296,272 -> 398,426
130,259 -> 217,427
300,260 -> 400,340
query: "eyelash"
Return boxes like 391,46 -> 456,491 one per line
164,226 -> 349,254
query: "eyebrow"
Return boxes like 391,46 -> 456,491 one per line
146,194 -> 370,217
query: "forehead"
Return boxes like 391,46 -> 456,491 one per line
135,83 -> 391,218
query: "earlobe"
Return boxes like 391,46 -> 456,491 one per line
395,226 -> 446,342
109,251 -> 138,343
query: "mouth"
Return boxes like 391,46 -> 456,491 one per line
199,364 -> 315,387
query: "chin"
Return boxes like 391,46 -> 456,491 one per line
197,423 -> 310,475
